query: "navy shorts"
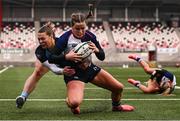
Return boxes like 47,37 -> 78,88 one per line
64,63 -> 101,84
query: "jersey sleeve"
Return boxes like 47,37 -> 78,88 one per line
150,69 -> 162,80
86,31 -> 105,61
47,32 -> 70,64
42,60 -> 63,75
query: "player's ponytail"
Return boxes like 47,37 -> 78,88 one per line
86,4 -> 94,19
45,21 -> 55,31
71,4 -> 94,26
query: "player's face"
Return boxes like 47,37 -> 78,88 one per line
38,32 -> 53,48
72,22 -> 86,38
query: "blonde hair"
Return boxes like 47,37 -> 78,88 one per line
71,12 -> 86,26
159,81 -> 174,95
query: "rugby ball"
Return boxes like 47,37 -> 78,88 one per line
73,42 -> 93,60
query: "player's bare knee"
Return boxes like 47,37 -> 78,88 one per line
118,83 -> 124,89
112,84 -> 124,93
68,99 -> 81,108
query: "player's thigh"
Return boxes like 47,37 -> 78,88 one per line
66,81 -> 85,103
91,69 -> 124,91
147,79 -> 160,92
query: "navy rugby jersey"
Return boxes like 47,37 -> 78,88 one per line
48,30 -> 105,64
150,69 -> 174,85
35,45 -> 47,63
35,38 -> 66,68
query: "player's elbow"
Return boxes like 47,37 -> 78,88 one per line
99,57 -> 105,61
98,54 -> 105,61
96,50 -> 105,61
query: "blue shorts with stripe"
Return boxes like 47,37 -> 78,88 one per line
64,63 -> 101,84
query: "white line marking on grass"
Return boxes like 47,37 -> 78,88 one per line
1,98 -> 180,101
85,86 -> 180,90
0,66 -> 9,74
175,86 -> 180,89
1,120 -> 180,121
85,87 -> 137,90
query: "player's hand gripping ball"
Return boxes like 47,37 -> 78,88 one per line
73,42 -> 93,60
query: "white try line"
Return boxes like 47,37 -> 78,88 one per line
175,86 -> 180,89
85,87 -> 136,90
1,98 -> 180,101
1,120 -> 180,121
0,66 -> 9,74
85,86 -> 180,90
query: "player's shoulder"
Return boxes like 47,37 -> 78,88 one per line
35,45 -> 45,54
55,30 -> 72,48
35,45 -> 47,63
59,30 -> 72,39
85,30 -> 96,39
156,68 -> 168,73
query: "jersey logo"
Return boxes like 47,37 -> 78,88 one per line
93,67 -> 98,71
74,76 -> 79,79
161,76 -> 169,82
36,54 -> 41,58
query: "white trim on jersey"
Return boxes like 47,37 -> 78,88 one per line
42,60 -> 63,75
172,75 -> 176,86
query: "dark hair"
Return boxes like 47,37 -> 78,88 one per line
38,21 -> 55,38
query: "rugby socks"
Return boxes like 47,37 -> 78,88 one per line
112,101 -> 121,107
128,78 -> 141,88
135,81 -> 141,88
129,55 -> 142,62
21,91 -> 29,99
136,57 -> 142,62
